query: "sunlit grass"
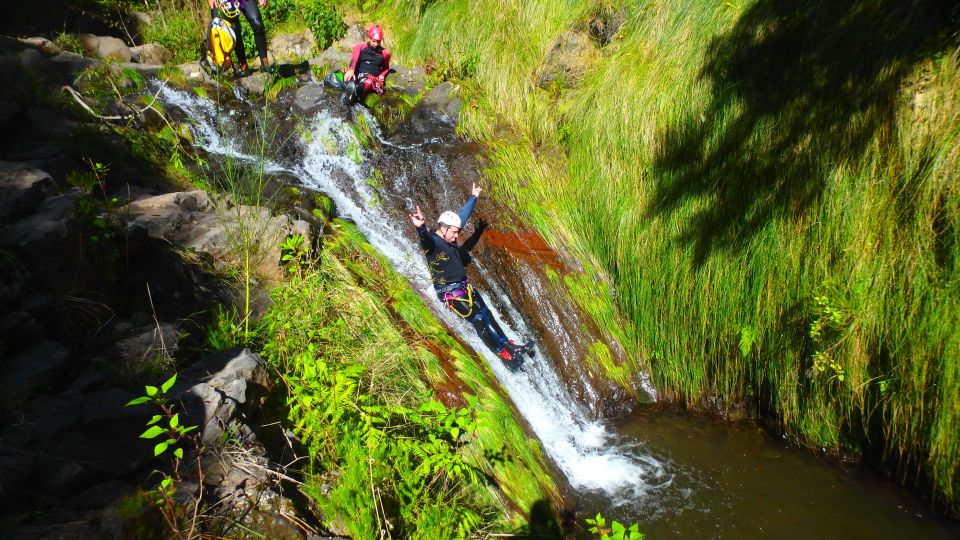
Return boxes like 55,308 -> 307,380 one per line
368,0 -> 960,509
261,220 -> 559,531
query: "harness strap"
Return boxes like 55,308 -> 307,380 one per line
443,283 -> 474,319
436,278 -> 470,294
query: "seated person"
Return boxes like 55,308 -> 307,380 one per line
343,25 -> 391,103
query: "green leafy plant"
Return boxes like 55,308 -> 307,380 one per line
300,0 -> 346,49
54,31 -> 84,54
739,325 -> 757,357
807,285 -> 849,383
586,513 -> 644,540
425,53 -> 480,90
67,158 -> 123,272
125,373 -> 202,538
206,305 -> 244,350
280,233 -> 310,276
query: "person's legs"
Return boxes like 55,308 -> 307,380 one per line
224,13 -> 247,67
344,74 -> 373,104
463,292 -> 510,354
240,1 -> 269,67
442,287 -> 524,360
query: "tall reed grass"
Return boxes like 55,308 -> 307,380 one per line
367,0 -> 960,509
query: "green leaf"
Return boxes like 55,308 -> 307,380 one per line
145,385 -> 158,397
140,425 -> 165,439
169,413 -> 180,428
450,427 -> 460,439
154,440 -> 170,456
160,477 -> 172,489
193,86 -> 209,99
161,373 -> 177,393
147,415 -> 163,426
173,447 -> 184,459
739,326 -> 757,356
125,396 -> 150,406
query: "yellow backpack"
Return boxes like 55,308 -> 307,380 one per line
201,16 -> 236,74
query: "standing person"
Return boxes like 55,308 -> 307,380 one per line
208,0 -> 273,77
343,24 -> 391,104
409,184 -> 534,364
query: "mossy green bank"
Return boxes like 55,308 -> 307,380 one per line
255,220 -> 560,536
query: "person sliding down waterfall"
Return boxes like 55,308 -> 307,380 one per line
409,184 -> 535,366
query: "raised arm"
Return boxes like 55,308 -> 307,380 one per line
410,205 -> 436,251
459,218 -> 487,255
456,183 -> 483,224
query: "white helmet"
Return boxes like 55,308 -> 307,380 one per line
437,211 -> 462,229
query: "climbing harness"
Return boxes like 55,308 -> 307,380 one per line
441,280 -> 475,319
219,0 -> 240,18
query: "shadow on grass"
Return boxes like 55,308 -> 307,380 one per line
649,0 -> 958,265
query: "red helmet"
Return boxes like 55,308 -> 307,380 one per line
367,25 -> 384,42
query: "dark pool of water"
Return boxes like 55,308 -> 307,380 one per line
575,404 -> 959,539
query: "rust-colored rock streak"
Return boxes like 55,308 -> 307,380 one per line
479,228 -> 568,272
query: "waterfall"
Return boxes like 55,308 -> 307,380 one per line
156,82 -> 676,505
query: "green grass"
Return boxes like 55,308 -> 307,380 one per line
358,0 -> 960,510
257,220 -> 559,535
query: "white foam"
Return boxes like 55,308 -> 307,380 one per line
157,86 -> 674,501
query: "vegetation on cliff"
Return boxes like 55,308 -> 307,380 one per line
365,0 -> 960,511
248,222 -> 561,537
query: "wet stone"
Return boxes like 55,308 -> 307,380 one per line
270,31 -> 316,61
130,43 -> 172,65
50,422 -> 152,475
3,142 -> 70,162
38,458 -> 102,500
77,34 -> 100,55
0,453 -> 42,506
63,368 -> 107,396
26,107 -> 78,139
3,188 -> 81,251
20,37 -> 61,56
389,64 -> 426,95
111,62 -> 163,77
114,323 -> 179,364
239,72 -> 271,96
295,83 -> 326,110
309,48 -> 350,72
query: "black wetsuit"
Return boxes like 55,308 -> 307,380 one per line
416,198 -> 511,355
223,0 -> 267,66
345,42 -> 392,101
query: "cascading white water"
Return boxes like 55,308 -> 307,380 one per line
156,83 -> 675,503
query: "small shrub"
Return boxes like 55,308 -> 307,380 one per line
301,0 -> 346,49
54,31 -> 84,54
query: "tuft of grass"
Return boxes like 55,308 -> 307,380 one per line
141,7 -> 205,64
